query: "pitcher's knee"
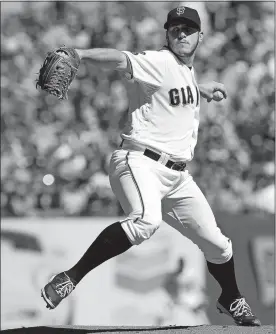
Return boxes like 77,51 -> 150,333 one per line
120,216 -> 161,245
205,238 -> 233,264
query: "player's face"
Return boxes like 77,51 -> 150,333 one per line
167,23 -> 203,57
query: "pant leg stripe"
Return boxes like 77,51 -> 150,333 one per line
126,152 -> 145,219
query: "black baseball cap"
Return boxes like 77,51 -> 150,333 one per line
164,6 -> 201,30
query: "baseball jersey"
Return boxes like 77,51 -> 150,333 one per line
121,47 -> 200,162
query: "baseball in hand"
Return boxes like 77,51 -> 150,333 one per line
212,91 -> 225,101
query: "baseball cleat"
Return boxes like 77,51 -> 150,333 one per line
217,296 -> 261,326
41,272 -> 76,309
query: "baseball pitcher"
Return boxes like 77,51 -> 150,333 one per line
39,6 -> 261,326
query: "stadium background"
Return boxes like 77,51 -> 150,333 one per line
1,0 -> 275,330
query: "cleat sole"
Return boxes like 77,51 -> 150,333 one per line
41,288 -> 55,310
217,303 -> 240,325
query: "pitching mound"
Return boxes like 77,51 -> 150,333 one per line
1,325 -> 274,334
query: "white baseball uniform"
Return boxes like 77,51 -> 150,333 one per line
109,48 -> 232,264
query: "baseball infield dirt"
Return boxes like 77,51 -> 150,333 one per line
1,325 -> 274,334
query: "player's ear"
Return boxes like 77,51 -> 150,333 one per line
198,31 -> 204,43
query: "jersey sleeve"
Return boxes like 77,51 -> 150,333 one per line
122,50 -> 167,88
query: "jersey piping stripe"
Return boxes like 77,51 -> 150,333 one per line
126,152 -> 145,219
125,54 -> 134,79
196,86 -> 199,106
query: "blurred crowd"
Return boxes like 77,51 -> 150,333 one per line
1,1 -> 274,217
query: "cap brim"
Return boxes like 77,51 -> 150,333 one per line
164,18 -> 200,30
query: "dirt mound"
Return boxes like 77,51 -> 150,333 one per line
1,325 -> 274,334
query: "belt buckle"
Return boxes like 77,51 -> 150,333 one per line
171,161 -> 186,171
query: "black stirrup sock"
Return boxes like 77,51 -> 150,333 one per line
66,222 -> 132,284
207,256 -> 242,303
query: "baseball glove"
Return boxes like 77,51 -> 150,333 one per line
36,46 -> 80,100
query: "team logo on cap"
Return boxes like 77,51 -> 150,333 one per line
176,6 -> 185,16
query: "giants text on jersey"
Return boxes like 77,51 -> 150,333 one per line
121,48 -> 200,161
